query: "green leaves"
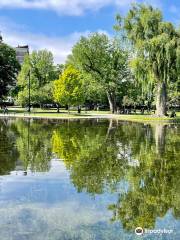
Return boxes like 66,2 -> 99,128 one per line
120,3 -> 180,115
53,65 -> 84,107
17,49 -> 56,105
0,43 -> 20,98
69,33 -> 131,112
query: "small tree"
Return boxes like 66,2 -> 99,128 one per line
53,66 -> 84,113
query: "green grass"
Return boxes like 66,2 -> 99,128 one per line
0,107 -> 179,123
115,113 -> 180,123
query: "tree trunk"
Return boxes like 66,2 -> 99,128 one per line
107,91 -> 117,114
57,104 -> 60,113
106,119 -> 113,139
155,82 -> 167,116
77,106 -> 81,114
154,124 -> 166,155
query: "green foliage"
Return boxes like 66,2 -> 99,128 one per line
14,119 -> 53,172
0,120 -> 19,174
117,3 -> 180,115
54,64 -> 65,79
30,50 -> 55,87
52,120 -> 126,194
81,72 -> 107,105
17,50 -> 56,106
53,65 -> 85,107
69,33 -> 131,113
0,43 -> 20,99
52,120 -> 180,230
0,119 -> 180,232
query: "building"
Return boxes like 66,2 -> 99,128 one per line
0,32 -> 29,64
15,45 -> 29,65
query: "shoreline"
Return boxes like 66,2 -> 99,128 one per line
0,113 -> 179,124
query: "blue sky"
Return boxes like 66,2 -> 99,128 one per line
0,0 -> 179,63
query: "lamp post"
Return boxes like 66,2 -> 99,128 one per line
28,70 -> 31,112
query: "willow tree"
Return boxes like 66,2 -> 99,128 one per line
117,4 -> 179,116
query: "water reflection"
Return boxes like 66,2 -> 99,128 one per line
0,119 -> 19,175
0,118 -> 179,239
52,120 -> 180,230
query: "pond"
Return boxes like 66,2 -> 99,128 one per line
0,118 -> 179,240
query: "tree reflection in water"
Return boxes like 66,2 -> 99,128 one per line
52,120 -> 180,230
0,118 -> 179,232
0,119 -> 19,175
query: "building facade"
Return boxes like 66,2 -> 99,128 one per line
0,32 -> 29,64
15,45 -> 29,65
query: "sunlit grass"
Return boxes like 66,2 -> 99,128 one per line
0,106 -> 179,123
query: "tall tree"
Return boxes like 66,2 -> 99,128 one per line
0,43 -> 20,99
17,50 -> 56,106
69,33 -> 130,113
116,4 -> 180,116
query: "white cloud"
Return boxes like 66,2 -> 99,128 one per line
0,0 -> 134,15
0,0 -> 166,64
0,17 -> 109,64
3,30 -> 86,64
0,0 -> 164,14
0,201 -> 111,240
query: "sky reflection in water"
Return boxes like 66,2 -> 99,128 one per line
0,118 -> 179,240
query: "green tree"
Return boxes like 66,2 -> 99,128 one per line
0,43 -> 20,99
168,78 -> 180,108
30,50 -> 56,87
69,33 -> 130,113
116,4 -> 180,116
17,50 -> 56,106
53,65 -> 85,112
54,64 -> 65,79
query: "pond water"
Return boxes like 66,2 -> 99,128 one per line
0,118 -> 179,240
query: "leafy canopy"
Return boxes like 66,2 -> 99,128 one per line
17,49 -> 56,105
53,65 -> 84,107
68,33 -> 131,112
118,3 -> 179,86
0,43 -> 20,99
70,33 -> 130,93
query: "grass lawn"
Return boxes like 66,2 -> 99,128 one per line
116,111 -> 180,122
0,106 -> 179,123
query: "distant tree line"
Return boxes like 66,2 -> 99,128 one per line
0,3 -> 179,116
